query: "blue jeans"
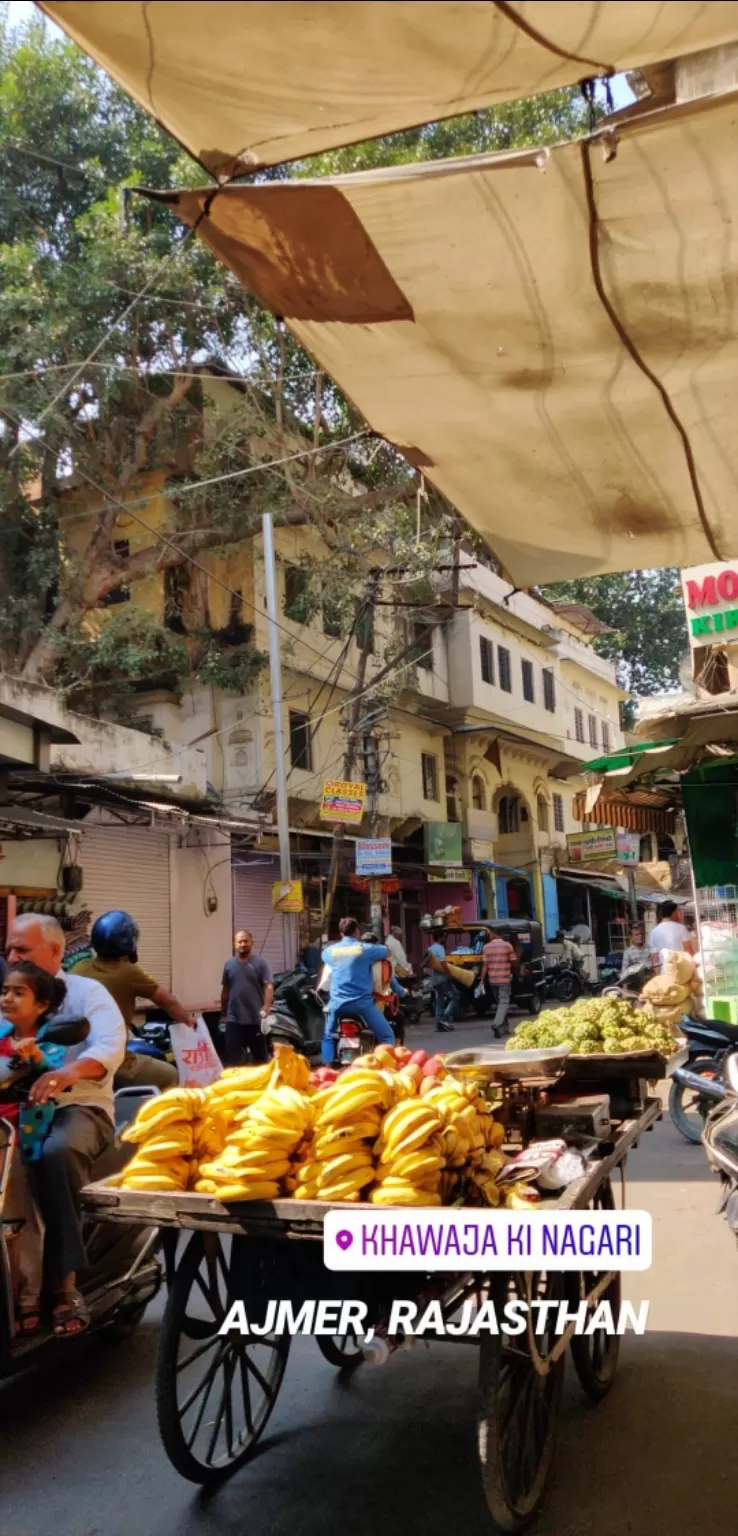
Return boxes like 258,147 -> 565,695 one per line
433,980 -> 457,1025
322,997 -> 395,1064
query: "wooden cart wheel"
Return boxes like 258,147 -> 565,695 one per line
155,1232 -> 290,1485
478,1272 -> 566,1533
568,1179 -> 621,1402
317,1330 -> 364,1371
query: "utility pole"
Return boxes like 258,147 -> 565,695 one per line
321,572 -> 380,938
321,606 -> 437,938
262,512 -> 295,969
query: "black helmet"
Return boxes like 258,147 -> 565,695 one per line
91,910 -> 140,962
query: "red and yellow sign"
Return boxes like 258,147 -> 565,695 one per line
271,880 -> 304,913
319,778 -> 366,824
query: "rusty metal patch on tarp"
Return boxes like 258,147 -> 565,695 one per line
147,185 -> 413,324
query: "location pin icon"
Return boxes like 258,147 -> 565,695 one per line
336,1230 -> 353,1251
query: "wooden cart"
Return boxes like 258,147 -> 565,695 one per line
81,1074 -> 667,1531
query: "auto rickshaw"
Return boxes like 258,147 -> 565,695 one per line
428,918 -> 546,1018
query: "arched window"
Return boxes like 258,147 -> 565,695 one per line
639,834 -> 653,863
498,795 -> 520,835
537,795 -> 549,834
471,774 -> 486,811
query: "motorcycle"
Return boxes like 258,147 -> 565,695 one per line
694,1051 -> 738,1252
0,1054 -> 162,1378
669,1015 -> 738,1143
543,956 -> 585,1005
601,960 -> 655,1001
264,969 -> 326,1061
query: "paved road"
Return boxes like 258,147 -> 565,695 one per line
2,1018 -> 737,1536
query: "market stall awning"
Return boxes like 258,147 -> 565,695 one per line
40,2 -> 738,173
573,786 -> 677,835
147,87 -> 738,585
556,869 -> 624,899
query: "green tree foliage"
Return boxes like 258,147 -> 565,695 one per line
0,13 -> 606,725
547,569 -> 687,697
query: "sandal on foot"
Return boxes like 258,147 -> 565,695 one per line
52,1291 -> 90,1337
15,1305 -> 41,1336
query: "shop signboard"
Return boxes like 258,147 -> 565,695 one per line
425,821 -> 463,866
681,562 -> 738,652
616,831 -> 640,867
271,879 -> 304,913
428,867 -> 473,885
469,839 -> 496,864
566,828 -> 616,863
355,837 -> 393,876
319,778 -> 366,823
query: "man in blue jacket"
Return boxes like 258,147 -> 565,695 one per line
321,916 -> 395,1064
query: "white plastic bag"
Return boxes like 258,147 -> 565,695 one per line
170,1015 -> 222,1088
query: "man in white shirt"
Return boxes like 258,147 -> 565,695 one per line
649,902 -> 695,970
386,926 -> 412,979
5,913 -> 126,1335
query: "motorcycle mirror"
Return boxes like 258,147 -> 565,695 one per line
37,1014 -> 90,1047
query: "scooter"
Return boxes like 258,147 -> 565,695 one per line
669,1015 -> 738,1143
0,1069 -> 162,1378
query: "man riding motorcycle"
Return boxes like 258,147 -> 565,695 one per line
320,917 -> 395,1064
70,910 -> 196,1090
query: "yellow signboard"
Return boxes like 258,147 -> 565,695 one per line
271,879 -> 304,913
319,779 -> 366,824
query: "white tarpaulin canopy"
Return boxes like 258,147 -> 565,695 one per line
41,2 -> 738,173
146,89 -> 738,585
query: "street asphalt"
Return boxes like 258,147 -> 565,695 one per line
1,1013 -> 736,1536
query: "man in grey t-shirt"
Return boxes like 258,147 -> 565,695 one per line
220,929 -> 274,1065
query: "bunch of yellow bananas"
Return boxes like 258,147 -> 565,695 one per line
292,1069 -> 391,1201
120,1086 -> 203,1191
371,1099 -> 444,1206
270,1042 -> 311,1091
195,1083 -> 312,1201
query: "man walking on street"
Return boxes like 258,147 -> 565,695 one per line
426,936 -> 456,1033
221,930 -> 273,1066
479,928 -> 517,1037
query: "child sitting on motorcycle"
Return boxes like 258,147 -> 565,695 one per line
0,963 -> 68,1334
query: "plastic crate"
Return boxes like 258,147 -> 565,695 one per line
707,995 -> 738,1025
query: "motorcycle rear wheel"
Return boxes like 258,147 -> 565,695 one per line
669,1056 -> 721,1144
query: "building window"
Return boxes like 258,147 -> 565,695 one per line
288,710 -> 312,772
601,720 -> 611,754
588,715 -> 598,749
543,668 -> 556,713
480,635 -> 495,685
100,539 -> 131,606
163,564 -> 190,633
552,793 -> 565,833
422,752 -> 439,802
574,708 -> 585,743
521,659 -> 534,703
498,646 -> 512,694
537,795 -> 549,834
498,794 -> 520,835
283,565 -> 310,622
412,621 -> 434,672
471,774 -> 486,811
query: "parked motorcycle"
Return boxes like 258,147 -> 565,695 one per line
0,1076 -> 162,1378
543,956 -> 585,1005
701,1052 -> 738,1253
601,960 -> 654,1001
669,1015 -> 738,1143
265,969 -> 326,1061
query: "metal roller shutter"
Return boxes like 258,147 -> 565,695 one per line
233,857 -> 286,976
79,824 -> 173,988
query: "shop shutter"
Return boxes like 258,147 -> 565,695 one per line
79,824 -> 172,988
233,858 -> 287,976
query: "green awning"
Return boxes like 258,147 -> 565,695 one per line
581,740 -> 680,773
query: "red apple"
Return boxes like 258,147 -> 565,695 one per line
410,1049 -> 428,1068
422,1055 -> 444,1077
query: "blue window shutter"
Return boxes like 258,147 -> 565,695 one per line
495,876 -> 509,918
542,874 -> 560,941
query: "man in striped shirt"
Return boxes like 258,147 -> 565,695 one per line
479,931 -> 517,1037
